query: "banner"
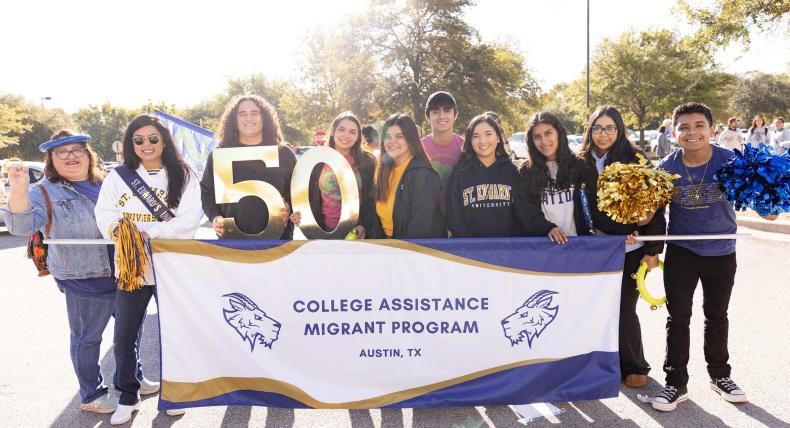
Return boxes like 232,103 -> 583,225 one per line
152,236 -> 625,410
155,110 -> 218,177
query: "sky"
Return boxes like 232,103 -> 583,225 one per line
1,0 -> 788,112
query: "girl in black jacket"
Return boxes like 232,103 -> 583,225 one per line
371,113 -> 446,239
578,105 -> 666,389
290,112 -> 377,238
446,113 -> 523,237
514,112 -> 602,244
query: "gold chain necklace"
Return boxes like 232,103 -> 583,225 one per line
682,154 -> 710,202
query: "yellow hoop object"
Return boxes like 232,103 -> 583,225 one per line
631,260 -> 666,310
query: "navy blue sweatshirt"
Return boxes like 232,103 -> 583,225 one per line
445,156 -> 525,238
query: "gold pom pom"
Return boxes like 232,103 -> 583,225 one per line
597,154 -> 680,224
114,218 -> 149,292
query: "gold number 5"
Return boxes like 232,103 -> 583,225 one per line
212,146 -> 287,239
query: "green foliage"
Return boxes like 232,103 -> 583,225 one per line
0,94 -> 33,149
72,104 -> 139,160
679,0 -> 790,49
558,30 -> 734,143
730,72 -> 790,122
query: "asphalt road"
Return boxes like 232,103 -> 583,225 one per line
1,226 -> 788,427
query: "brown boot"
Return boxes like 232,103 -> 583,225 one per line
624,374 -> 648,388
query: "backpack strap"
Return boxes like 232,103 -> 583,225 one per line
38,184 -> 53,239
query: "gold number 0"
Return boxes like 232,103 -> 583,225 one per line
212,146 -> 287,239
290,146 -> 360,239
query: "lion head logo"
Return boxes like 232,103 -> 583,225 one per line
501,290 -> 558,347
222,293 -> 281,351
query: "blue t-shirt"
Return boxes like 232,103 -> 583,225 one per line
659,145 -> 737,256
54,180 -> 116,296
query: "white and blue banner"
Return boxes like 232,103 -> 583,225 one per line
151,237 -> 625,410
155,110 -> 217,177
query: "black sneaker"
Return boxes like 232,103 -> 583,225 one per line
652,385 -> 689,412
710,377 -> 748,403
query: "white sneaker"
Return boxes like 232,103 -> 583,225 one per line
79,394 -> 118,414
166,409 -> 186,416
711,377 -> 749,403
139,377 -> 161,396
110,402 -> 141,425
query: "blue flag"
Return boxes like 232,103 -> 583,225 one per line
155,110 -> 218,177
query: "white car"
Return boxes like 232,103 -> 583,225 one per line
507,132 -> 527,160
0,161 -> 46,226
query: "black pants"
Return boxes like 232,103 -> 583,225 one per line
663,244 -> 737,388
619,248 -> 651,378
114,285 -> 156,406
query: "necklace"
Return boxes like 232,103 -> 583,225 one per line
682,154 -> 710,202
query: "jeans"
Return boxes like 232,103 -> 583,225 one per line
663,244 -> 737,388
619,248 -> 651,378
63,288 -> 115,403
114,285 -> 156,405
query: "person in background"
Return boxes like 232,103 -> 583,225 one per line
361,125 -> 380,155
745,115 -> 769,148
717,116 -> 743,150
770,116 -> 790,154
421,91 -> 463,214
656,125 -> 672,159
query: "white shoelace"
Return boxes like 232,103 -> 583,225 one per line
657,386 -> 679,401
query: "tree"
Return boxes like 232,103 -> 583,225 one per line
730,72 -> 790,122
565,30 -> 733,144
354,0 -> 538,131
73,104 -> 139,160
679,0 -> 790,49
0,94 -> 33,149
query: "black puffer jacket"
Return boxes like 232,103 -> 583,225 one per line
371,158 -> 447,239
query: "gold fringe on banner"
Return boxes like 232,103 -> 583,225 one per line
114,218 -> 149,291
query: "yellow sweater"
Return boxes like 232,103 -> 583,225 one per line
376,157 -> 412,237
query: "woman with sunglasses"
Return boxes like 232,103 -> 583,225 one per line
514,112 -> 600,243
577,105 -> 666,389
0,131 -> 155,415
95,114 -> 202,424
446,113 -> 523,237
289,111 -> 377,238
370,113 -> 446,238
200,95 -> 296,239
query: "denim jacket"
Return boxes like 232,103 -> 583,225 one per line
1,180 -> 111,279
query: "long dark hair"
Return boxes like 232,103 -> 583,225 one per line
216,95 -> 282,147
375,113 -> 434,202
328,112 -> 366,167
519,112 -> 579,199
749,115 -> 766,133
121,114 -> 192,208
457,113 -> 509,168
578,105 -> 639,166
44,129 -> 105,184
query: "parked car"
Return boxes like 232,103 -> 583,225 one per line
567,135 -> 584,152
507,132 -> 527,160
0,160 -> 46,226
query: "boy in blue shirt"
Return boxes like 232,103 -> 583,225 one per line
652,102 -> 766,411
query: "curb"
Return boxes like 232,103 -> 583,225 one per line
736,217 -> 790,234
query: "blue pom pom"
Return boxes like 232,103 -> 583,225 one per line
714,144 -> 790,216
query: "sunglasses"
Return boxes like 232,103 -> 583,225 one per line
132,134 -> 160,146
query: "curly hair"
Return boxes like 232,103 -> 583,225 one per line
216,95 -> 283,147
44,129 -> 105,184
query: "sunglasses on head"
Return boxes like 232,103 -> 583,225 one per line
132,134 -> 160,146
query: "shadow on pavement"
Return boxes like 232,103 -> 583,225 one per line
49,311 -> 163,427
220,405 -> 251,427
620,376 -> 729,426
734,402 -> 790,428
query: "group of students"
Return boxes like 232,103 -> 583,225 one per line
1,90 -> 769,420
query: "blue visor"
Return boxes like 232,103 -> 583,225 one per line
39,134 -> 91,152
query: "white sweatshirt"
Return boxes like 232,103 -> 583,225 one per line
95,165 -> 203,240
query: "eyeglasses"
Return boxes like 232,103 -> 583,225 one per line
53,147 -> 88,160
132,134 -> 160,146
591,126 -> 617,136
